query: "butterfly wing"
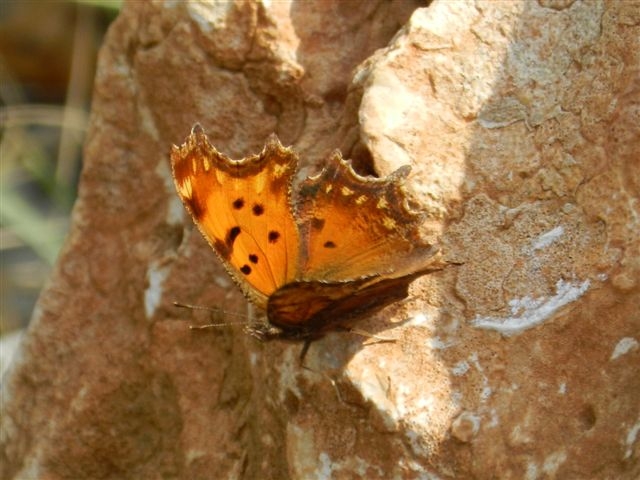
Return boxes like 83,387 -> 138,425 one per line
266,273 -> 425,335
295,152 -> 437,283
171,125 -> 300,309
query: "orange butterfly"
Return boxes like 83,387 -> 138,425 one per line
171,125 -> 440,359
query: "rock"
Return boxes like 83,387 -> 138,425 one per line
1,1 -> 638,479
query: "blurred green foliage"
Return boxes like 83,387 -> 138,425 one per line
1,0 -> 120,334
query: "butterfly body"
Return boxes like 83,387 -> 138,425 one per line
171,124 -> 439,354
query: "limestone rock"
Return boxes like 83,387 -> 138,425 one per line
2,1 -> 638,479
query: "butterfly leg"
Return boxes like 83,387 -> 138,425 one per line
339,326 -> 396,345
298,339 -> 313,366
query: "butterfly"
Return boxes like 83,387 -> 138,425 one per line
171,124 -> 441,359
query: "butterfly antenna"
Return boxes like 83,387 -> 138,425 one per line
173,301 -> 250,329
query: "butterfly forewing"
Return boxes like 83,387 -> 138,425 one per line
171,126 -> 300,308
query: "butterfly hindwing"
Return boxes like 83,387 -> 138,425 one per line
296,152 -> 437,282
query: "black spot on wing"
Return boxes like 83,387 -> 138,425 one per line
240,265 -> 252,275
232,198 -> 244,209
323,241 -> 336,248
310,217 -> 325,231
226,226 -> 241,248
252,204 -> 265,216
268,231 -> 280,243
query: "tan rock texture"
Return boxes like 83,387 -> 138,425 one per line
2,1 -> 639,478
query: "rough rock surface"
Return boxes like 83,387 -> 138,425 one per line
2,1 -> 639,478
